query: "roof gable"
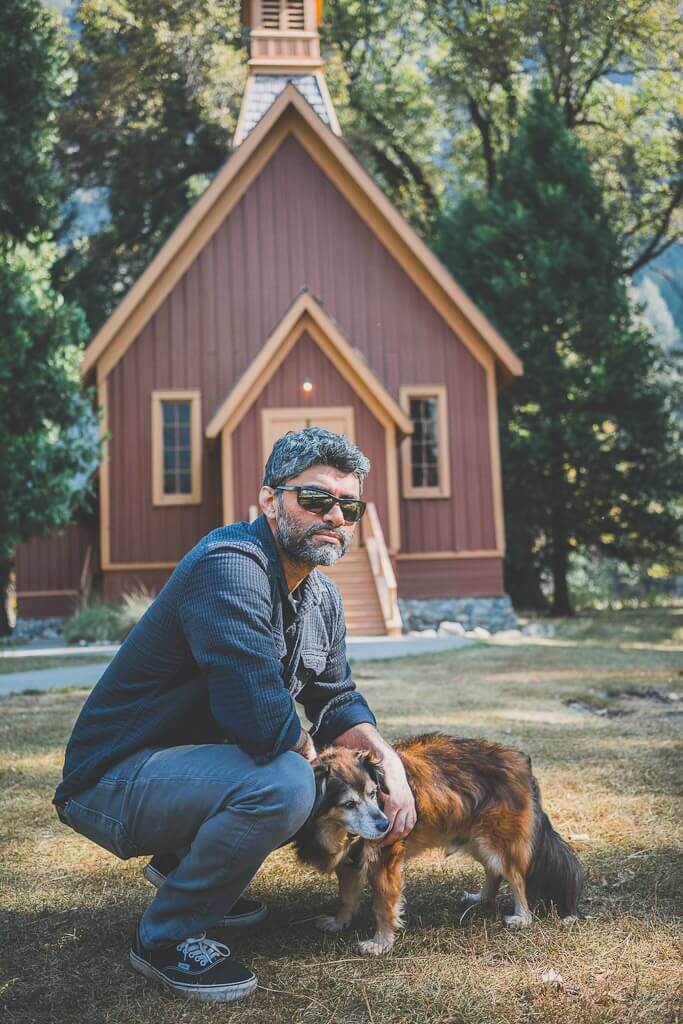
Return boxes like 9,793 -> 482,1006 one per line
82,84 -> 523,383
205,290 -> 414,438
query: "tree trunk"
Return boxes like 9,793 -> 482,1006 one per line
0,561 -> 12,637
550,532 -> 573,616
549,420 -> 573,618
504,556 -> 548,611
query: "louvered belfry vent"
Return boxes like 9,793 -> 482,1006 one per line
261,0 -> 280,28
287,0 -> 305,28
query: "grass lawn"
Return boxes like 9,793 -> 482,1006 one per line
1,610 -> 681,1024
0,656 -> 112,676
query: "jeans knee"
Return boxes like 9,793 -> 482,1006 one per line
269,752 -> 316,837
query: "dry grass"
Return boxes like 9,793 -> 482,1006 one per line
1,611 -> 681,1024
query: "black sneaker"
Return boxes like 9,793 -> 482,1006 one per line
143,855 -> 268,927
129,924 -> 257,1002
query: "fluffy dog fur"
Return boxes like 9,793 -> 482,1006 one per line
294,733 -> 585,955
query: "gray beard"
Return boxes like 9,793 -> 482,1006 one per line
275,502 -> 351,566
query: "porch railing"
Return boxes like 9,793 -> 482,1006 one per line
362,502 -> 402,636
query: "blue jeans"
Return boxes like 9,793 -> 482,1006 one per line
57,744 -> 316,948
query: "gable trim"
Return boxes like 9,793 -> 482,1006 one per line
206,291 -> 413,438
212,291 -> 408,552
82,85 -> 522,384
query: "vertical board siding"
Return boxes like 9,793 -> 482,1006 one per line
396,557 -> 504,598
231,331 -> 388,525
107,134 -> 498,566
103,568 -> 174,604
15,523 -> 95,615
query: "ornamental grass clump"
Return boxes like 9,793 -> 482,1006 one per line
116,586 -> 155,640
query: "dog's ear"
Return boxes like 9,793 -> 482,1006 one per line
358,751 -> 389,795
318,775 -> 347,813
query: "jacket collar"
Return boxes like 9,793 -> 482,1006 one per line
250,513 -> 322,610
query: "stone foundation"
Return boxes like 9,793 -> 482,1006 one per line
11,617 -> 65,643
398,595 -> 517,634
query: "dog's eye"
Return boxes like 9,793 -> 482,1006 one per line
343,800 -> 359,810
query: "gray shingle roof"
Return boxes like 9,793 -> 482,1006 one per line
234,75 -> 334,145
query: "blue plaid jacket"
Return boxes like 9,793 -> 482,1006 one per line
54,515 -> 376,805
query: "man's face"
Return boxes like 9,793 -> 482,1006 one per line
262,464 -> 361,567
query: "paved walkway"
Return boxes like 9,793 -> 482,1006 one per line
0,635 -> 473,695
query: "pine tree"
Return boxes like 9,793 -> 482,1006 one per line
436,87 -> 682,614
0,0 -> 100,634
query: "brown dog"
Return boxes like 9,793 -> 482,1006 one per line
293,733 -> 584,954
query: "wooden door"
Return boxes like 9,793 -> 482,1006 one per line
261,405 -> 359,545
261,406 -> 355,468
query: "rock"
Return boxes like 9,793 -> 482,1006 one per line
469,626 -> 491,639
524,618 -> 557,634
493,628 -> 523,639
437,620 -> 466,636
540,969 -> 564,988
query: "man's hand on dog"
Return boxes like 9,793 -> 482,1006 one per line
376,755 -> 416,847
293,729 -> 320,765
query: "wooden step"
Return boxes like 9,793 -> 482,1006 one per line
318,548 -> 387,636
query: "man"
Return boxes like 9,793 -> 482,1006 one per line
54,427 -> 416,1003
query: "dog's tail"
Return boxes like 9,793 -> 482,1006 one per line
524,778 -> 585,918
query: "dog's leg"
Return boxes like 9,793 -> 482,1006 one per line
315,863 -> 365,933
461,868 -> 501,908
358,845 -> 404,956
503,868 -> 533,928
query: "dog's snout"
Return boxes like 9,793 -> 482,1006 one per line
375,813 -> 390,832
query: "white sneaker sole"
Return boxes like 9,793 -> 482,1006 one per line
142,864 -> 269,927
129,949 -> 258,1003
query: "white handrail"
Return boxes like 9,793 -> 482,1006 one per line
362,503 -> 402,636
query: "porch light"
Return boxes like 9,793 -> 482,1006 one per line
302,380 -> 313,393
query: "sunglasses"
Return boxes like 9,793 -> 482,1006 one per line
274,485 -> 367,523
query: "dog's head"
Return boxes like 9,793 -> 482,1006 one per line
312,747 -> 391,840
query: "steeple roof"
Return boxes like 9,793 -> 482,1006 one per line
234,0 -> 340,145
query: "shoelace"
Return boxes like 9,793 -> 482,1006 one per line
176,934 -> 231,967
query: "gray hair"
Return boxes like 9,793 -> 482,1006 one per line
263,426 -> 371,492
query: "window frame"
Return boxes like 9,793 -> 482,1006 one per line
151,390 -> 202,506
399,385 -> 451,499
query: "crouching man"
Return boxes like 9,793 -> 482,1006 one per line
53,427 -> 416,1003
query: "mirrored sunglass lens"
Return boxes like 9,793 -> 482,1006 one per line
298,490 -> 334,513
340,500 -> 365,521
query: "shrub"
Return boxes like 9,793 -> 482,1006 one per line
63,586 -> 157,644
63,602 -> 121,644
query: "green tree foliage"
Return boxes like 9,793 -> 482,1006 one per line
321,1 -> 442,230
0,1 -> 101,634
0,0 -> 71,241
428,0 -> 682,274
436,89 -> 682,613
56,0 -> 246,332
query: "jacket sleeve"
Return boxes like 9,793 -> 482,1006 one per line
178,544 -> 302,760
297,590 -> 376,746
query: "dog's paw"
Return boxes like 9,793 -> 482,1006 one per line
460,890 -> 483,907
357,936 -> 394,956
315,914 -> 349,933
503,912 -> 532,929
